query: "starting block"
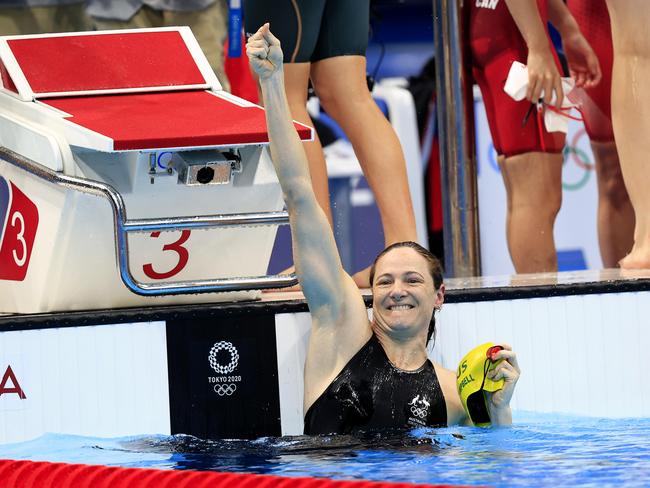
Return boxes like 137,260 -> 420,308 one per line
0,28 -> 312,313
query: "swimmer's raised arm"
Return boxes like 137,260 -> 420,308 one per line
246,24 -> 365,324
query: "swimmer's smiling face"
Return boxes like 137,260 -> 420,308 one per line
371,247 -> 443,340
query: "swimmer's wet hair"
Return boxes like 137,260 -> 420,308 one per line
369,241 -> 444,345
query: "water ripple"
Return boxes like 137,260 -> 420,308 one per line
1,414 -> 650,487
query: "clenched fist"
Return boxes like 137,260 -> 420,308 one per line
246,23 -> 283,80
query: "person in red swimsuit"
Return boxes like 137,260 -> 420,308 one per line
469,0 -> 601,273
601,0 -> 650,269
566,0 -> 633,268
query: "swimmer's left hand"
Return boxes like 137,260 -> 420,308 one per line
484,344 -> 520,425
562,31 -> 602,89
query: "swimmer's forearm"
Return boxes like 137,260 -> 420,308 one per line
504,0 -> 551,51
260,73 -> 312,197
547,0 -> 580,38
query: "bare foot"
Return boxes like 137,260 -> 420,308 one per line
352,266 -> 371,289
619,246 -> 650,269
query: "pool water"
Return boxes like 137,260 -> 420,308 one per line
2,413 -> 650,487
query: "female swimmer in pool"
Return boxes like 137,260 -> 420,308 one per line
246,24 -> 520,434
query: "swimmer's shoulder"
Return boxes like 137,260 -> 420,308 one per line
433,363 -> 471,426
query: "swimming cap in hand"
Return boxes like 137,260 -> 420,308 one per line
456,342 -> 505,426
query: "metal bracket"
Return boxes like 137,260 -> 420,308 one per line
174,150 -> 241,186
0,147 -> 297,296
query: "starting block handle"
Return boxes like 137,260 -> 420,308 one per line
122,272 -> 297,296
1,147 -> 298,295
118,212 -> 299,295
123,212 -> 290,233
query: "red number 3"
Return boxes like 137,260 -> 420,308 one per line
0,180 -> 39,282
143,230 -> 191,279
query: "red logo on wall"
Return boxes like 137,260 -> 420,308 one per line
0,365 -> 26,399
0,176 -> 39,281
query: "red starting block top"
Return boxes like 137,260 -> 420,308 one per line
0,28 -> 312,151
43,91 -> 312,150
7,31 -> 206,94
0,27 -> 217,99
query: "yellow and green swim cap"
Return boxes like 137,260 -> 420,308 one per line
456,342 -> 505,426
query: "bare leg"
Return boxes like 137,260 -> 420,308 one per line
498,152 -> 563,273
310,56 -> 418,246
607,0 -> 650,268
591,140 -> 634,267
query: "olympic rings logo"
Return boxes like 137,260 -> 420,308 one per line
214,383 -> 237,396
562,128 -> 594,191
486,128 -> 594,191
487,143 -> 500,174
410,406 -> 428,419
208,341 -> 239,374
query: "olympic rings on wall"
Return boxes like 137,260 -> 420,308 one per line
485,128 -> 594,191
214,383 -> 237,396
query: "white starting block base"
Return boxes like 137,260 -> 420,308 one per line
0,148 -> 284,313
0,28 -> 312,313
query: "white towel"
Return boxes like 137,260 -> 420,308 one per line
503,61 -> 576,133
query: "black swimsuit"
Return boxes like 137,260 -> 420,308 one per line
243,0 -> 370,63
304,335 -> 447,435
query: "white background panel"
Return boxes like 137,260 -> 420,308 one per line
547,297 -> 570,413
0,322 -> 170,444
274,312 -> 312,436
572,296 -> 593,413
638,296 -> 650,416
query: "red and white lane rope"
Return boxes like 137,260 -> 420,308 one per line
0,459 -> 475,488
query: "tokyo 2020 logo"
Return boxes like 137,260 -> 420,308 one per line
208,341 -> 239,374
